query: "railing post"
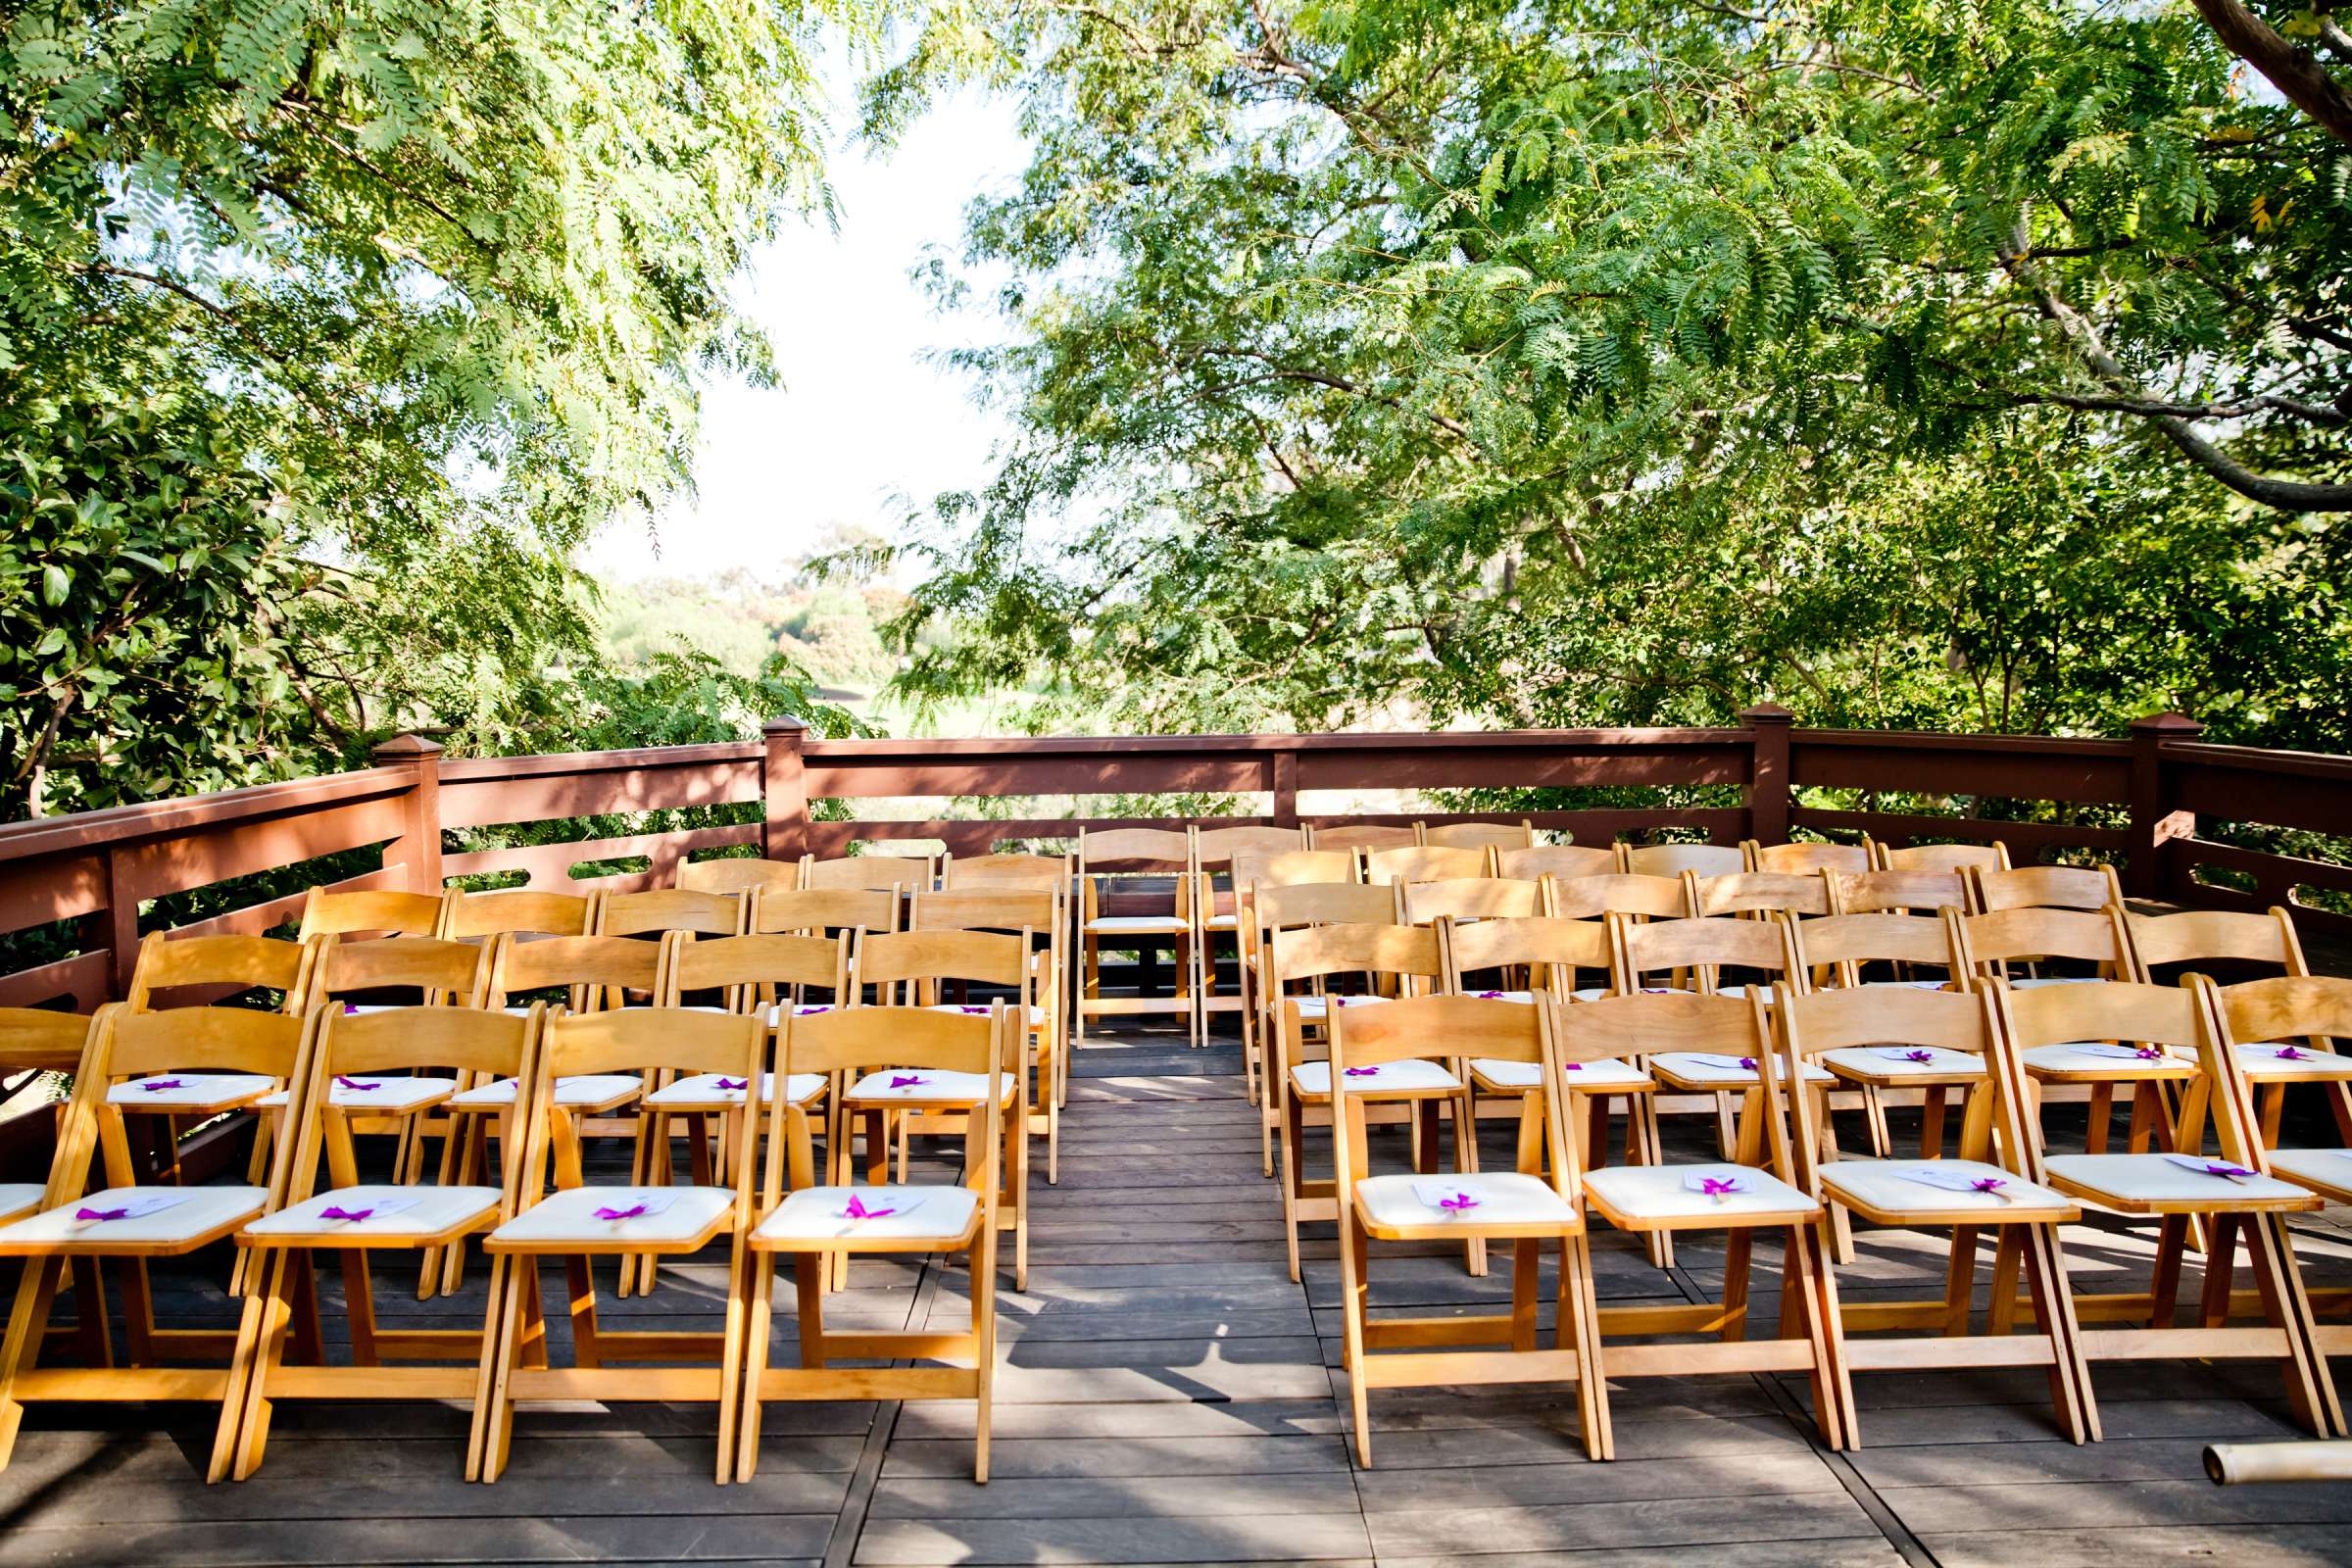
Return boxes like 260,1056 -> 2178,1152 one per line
1268,747 -> 1299,828
1741,703 -> 1793,846
762,716 -> 810,861
371,734 -> 444,893
2128,710 -> 2203,902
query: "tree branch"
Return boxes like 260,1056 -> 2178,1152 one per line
2188,0 -> 2352,143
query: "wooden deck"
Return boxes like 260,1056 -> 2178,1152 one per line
8,1027 -> 2352,1565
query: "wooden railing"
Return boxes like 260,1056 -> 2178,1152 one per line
5,705 -> 2350,1017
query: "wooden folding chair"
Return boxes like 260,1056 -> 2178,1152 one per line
1623,914 -> 1831,1157
1828,866 -> 1977,917
941,851 -> 1069,894
1309,823 -> 1418,855
740,1004 -> 1009,1483
1193,825 -> 1309,1051
912,887 -> 1065,1182
1790,906 -> 1977,1158
1076,828 -> 1196,1048
0,1010 -> 112,1371
211,1004 -> 547,1481
1420,819 -> 1536,851
843,928 -> 1033,1288
1879,841 -> 2012,876
0,1004 -> 315,1471
466,934 -> 662,1299
1621,842 -> 1744,878
1567,990 -> 1854,1451
1746,839 -> 1875,875
1363,845 -> 1494,887
1499,844 -> 1619,884
1246,878 -> 1396,1176
757,886 -> 902,940
802,853 -> 937,897
124,931 -> 316,1014
1776,982 -> 2095,1445
1399,876 -> 1543,928
440,888 -> 597,941
2129,909 -> 2344,1149
1266,921 -> 1457,1282
1974,863 -> 2126,914
1230,849 -> 1360,1105
1544,872 -> 1694,922
676,858 -> 802,899
2006,978 -> 2343,1436
472,1006 -> 765,1483
1690,870 -> 1834,919
297,886 -> 448,940
1328,994 -> 1601,1464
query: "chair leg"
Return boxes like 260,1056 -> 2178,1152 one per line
1940,1224 -> 1980,1338
1860,1085 -> 1892,1159
0,1256 -> 66,1472
1451,1085 -> 1486,1278
210,1247 -> 280,1484
974,1225 -> 999,1484
1987,1228 -> 2027,1335
735,1253 -> 781,1482
1011,1100 -> 1031,1295
2243,1213 -> 2346,1437
1790,1221 -> 1857,1451
1632,1093 -> 1675,1271
1721,1228 -> 1754,1344
2017,1223 -> 2094,1445
473,1256 -> 535,1484
1341,1212 -> 1372,1468
2200,1215 -> 2241,1329
713,1234 -> 750,1486
1280,1093 -> 1304,1284
462,1250 -> 516,1483
226,1249 -> 305,1482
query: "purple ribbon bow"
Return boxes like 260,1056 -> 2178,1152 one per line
1641,987 -> 1674,995
1971,1177 -> 2007,1195
334,1075 -> 379,1092
1699,1177 -> 1741,1199
2203,1162 -> 2256,1179
1902,1050 -> 1936,1064
74,1205 -> 129,1222
319,1204 -> 373,1222
714,1077 -> 748,1092
343,1003 -> 360,1014
1437,1192 -> 1480,1213
958,1005 -> 989,1014
2133,1046 -> 2163,1059
1738,1057 -> 1757,1071
2277,1047 -> 2309,1060
1343,1066 -> 1379,1077
138,1079 -> 184,1092
595,1201 -> 650,1221
889,1073 -> 928,1089
844,1194 -> 900,1220
1477,990 -> 1505,1000
1562,1062 -> 1583,1071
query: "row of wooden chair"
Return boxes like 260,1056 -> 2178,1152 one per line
0,999 -> 1018,1484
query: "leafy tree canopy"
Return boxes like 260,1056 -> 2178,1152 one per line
869,0 -> 2352,749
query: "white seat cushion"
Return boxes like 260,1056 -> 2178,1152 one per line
1461,989 -> 1539,1004
2010,975 -> 2102,988
1355,1171 -> 1578,1231
256,1075 -> 460,1111
448,1073 -> 643,1109
1862,978 -> 1957,992
2235,1045 -> 2352,1082
0,1185 -> 267,1251
1583,1164 -> 1818,1224
1202,912 -> 1239,929
106,1073 -> 275,1111
491,1185 -> 734,1248
1289,994 -> 1391,1019
246,1183 -> 502,1242
1470,1056 -> 1651,1092
1819,1047 -> 1985,1081
753,1184 -> 980,1246
2021,1043 -> 2191,1078
0,1184 -> 46,1223
1291,1058 -> 1462,1097
646,1071 -> 827,1107
1819,1159 -> 2074,1218
844,1069 -> 1018,1104
2268,1148 -> 2352,1200
1570,987 -> 1612,1002
1647,1053 -> 1834,1087
2043,1152 -> 2315,1208
1085,915 -> 1189,933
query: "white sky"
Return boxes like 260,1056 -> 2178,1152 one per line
585,84 -> 1029,582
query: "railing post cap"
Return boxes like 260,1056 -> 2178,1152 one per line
371,732 -> 444,760
762,715 -> 809,739
2130,711 -> 2203,737
1740,702 -> 1795,724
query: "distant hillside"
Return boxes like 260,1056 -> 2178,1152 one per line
596,570 -> 908,700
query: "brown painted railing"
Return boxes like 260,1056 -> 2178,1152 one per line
5,705 -> 2350,1017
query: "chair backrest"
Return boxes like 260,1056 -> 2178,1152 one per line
1420,820 -> 1535,851
1308,823 -> 1417,853
1973,863 -> 2124,914
1690,871 -> 1832,918
676,858 -> 802,899
1253,881 -> 1397,933
520,1009 -> 761,1211
2203,974 -> 2352,1058
1775,985 -> 2026,1181
1364,845 -> 1493,887
311,935 -> 490,1006
1953,906 -> 2133,979
754,887 -> 900,937
1789,910 -> 1962,986
1329,996 -> 1570,1188
297,1005 -> 540,1194
665,930 -> 851,1012
855,928 -> 1031,1004
1618,913 -> 1801,994
1827,868 -> 1973,916
1444,916 -> 1614,997
1400,877 -> 1543,925
596,888 -> 746,938
0,1006 -> 96,1078
941,852 -> 1069,892
487,933 -> 667,1011
297,887 -> 447,941
802,854 -> 935,894
1622,842 -> 1744,878
1988,977 -> 2212,1081
54,1004 -> 314,1197
1267,922 -> 1443,992
1745,840 -> 1873,875
2126,907 -> 2306,977
1881,841 -> 2012,875
1498,844 -> 1619,883
1232,849 -> 1356,895
1544,872 -> 1691,921
1078,829 -> 1190,922
124,932 -> 313,1012
442,889 -> 597,941
912,888 -> 1058,935
1193,825 -> 1308,866
772,1006 -> 1008,1198
1556,991 -> 1798,1172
